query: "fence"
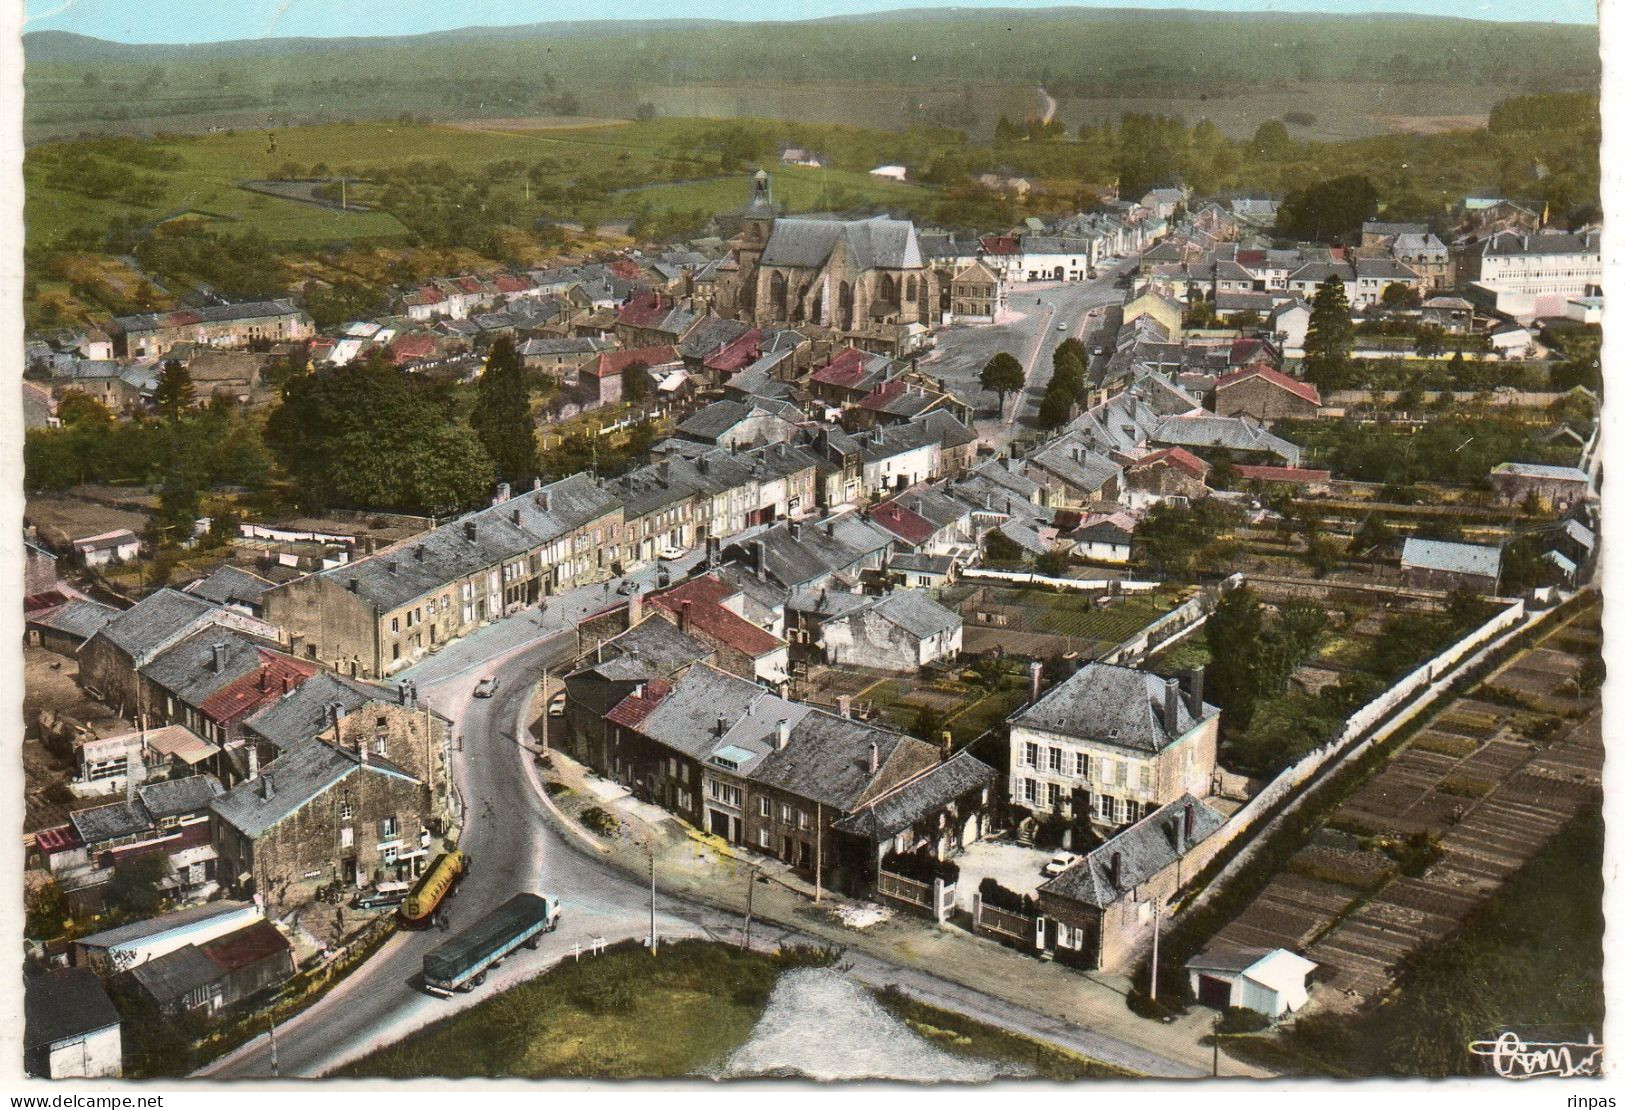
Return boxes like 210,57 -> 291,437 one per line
1099,572 -> 1241,665
959,568 -> 1161,593
878,871 -> 956,924
973,895 -> 1038,948
1175,595 -> 1530,914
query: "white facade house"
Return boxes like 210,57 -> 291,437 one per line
1187,948 -> 1317,1018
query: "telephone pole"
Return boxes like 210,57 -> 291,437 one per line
742,865 -> 756,951
1149,901 -> 1160,1002
269,1015 -> 279,1077
648,846 -> 658,955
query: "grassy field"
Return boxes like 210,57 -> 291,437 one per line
873,985 -> 1134,1078
340,940 -> 827,1078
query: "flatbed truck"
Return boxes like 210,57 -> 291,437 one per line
422,892 -> 562,996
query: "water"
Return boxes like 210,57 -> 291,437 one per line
715,968 -> 1025,1082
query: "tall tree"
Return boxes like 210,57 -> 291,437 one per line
1303,275 -> 1355,390
471,337 -> 538,485
979,352 -> 1025,416
1277,174 -> 1379,242
621,360 -> 652,405
153,360 -> 194,423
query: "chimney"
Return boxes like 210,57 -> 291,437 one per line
1108,850 -> 1122,889
533,476 -> 544,491
678,600 -> 692,633
246,744 -> 260,780
536,490 -> 551,512
1163,677 -> 1181,737
715,713 -> 728,737
493,482 -> 511,505
210,642 -> 227,673
775,718 -> 791,750
259,665 -> 270,692
464,521 -> 478,543
1028,660 -> 1043,704
824,520 -> 835,537
387,560 -> 398,575
1185,665 -> 1205,717
511,509 -> 522,526
414,545 -> 426,561
1183,802 -> 1195,846
349,577 -> 360,592
751,539 -> 767,580
629,645 -> 641,663
837,695 -> 852,718
260,772 -> 274,800
398,682 -> 410,705
868,740 -> 879,774
627,592 -> 643,627
281,675 -> 292,695
789,521 -> 801,541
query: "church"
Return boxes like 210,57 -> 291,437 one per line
703,172 -> 944,354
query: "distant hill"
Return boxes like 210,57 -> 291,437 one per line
23,7 -> 1599,142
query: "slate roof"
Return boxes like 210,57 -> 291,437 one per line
761,216 -> 924,272
1150,415 -> 1302,465
1491,461 -> 1589,482
1478,229 -> 1600,258
751,709 -> 919,811
834,751 -> 995,840
887,552 -> 956,575
647,575 -> 784,657
129,944 -> 220,1006
186,565 -> 275,607
675,399 -> 788,442
869,590 -> 960,640
1039,794 -> 1225,908
27,598 -> 120,640
1027,434 -> 1123,495
113,300 -> 305,335
91,588 -> 221,662
25,967 -> 121,1049
574,616 -> 712,683
676,316 -> 751,360
210,742 -> 417,839
242,671 -> 399,752
1013,662 -> 1217,753
71,800 -> 151,845
75,901 -> 255,951
137,774 -> 225,820
1400,538 -> 1503,579
139,628 -> 277,711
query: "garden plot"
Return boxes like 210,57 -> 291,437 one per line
1206,873 -> 1361,953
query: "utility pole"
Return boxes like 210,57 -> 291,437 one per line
1149,901 -> 1160,1002
814,801 -> 823,903
648,846 -> 658,955
539,674 -> 550,753
269,1015 -> 279,1077
743,865 -> 755,951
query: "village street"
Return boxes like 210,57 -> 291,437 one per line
923,255 -> 1136,450
199,587 -> 1257,1080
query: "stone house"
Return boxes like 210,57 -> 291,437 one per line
111,301 -> 314,359
646,575 -> 790,687
1036,794 -> 1228,972
949,259 -> 1006,323
1122,447 -> 1210,509
1008,663 -> 1218,833
812,589 -> 962,672
1488,461 -> 1591,511
210,740 -> 428,908
1399,538 -> 1503,594
1213,367 -> 1322,421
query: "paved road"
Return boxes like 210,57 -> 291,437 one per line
921,257 -> 1135,450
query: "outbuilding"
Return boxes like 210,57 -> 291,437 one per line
1186,947 -> 1317,1019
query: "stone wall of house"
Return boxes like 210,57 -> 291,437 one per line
1214,378 -> 1319,421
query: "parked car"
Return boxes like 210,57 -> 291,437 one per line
1056,322 -> 1067,331
659,545 -> 686,561
616,579 -> 640,596
473,676 -> 499,698
547,692 -> 567,718
354,881 -> 412,911
1042,852 -> 1078,877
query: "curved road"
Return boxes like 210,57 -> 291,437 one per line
203,627 -> 1207,1079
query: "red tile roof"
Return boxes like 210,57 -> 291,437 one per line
1234,464 -> 1333,484
35,825 -> 81,854
387,335 -> 439,364
493,274 -> 530,294
585,345 -> 679,379
198,651 -> 319,727
979,235 -> 1019,256
704,328 -> 763,374
414,287 -> 445,304
1235,249 -> 1267,266
455,276 -> 484,294
609,260 -> 642,280
1215,366 -> 1321,406
648,576 -> 784,657
1129,446 -> 1211,480
605,678 -> 673,729
868,500 -> 937,547
810,347 -> 871,388
616,291 -> 670,329
1228,337 -> 1279,366
202,920 -> 291,973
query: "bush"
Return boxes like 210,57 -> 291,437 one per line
977,876 -> 1037,916
1437,776 -> 1495,799
1218,1006 -> 1273,1034
1409,733 -> 1479,758
580,806 -> 619,836
883,847 -> 960,885
543,781 -> 572,797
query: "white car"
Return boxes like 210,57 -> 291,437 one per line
1056,322 -> 1067,331
659,546 -> 686,561
1042,852 -> 1078,877
473,676 -> 499,698
547,692 -> 567,718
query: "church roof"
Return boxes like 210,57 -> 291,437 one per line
760,216 -> 923,272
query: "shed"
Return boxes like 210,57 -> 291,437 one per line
1186,947 -> 1317,1019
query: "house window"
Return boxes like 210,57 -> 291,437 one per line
391,618 -> 400,633
759,798 -> 771,818
373,736 -> 388,757
1021,778 -> 1037,804
379,816 -> 398,838
1123,800 -> 1139,824
1048,747 -> 1062,772
1076,752 -> 1090,778
1024,742 -> 1039,768
1139,764 -> 1152,789
1048,782 -> 1064,809
340,827 -> 354,849
780,803 -> 793,823
1099,795 -> 1118,823
340,799 -> 353,820
758,828 -> 772,849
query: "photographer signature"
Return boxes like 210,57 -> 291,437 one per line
1469,1031 -> 1603,1078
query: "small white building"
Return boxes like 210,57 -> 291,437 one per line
1187,947 -> 1317,1019
869,165 -> 908,183
73,529 -> 143,567
24,967 -> 123,1078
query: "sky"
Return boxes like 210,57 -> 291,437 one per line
18,0 -> 1599,44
